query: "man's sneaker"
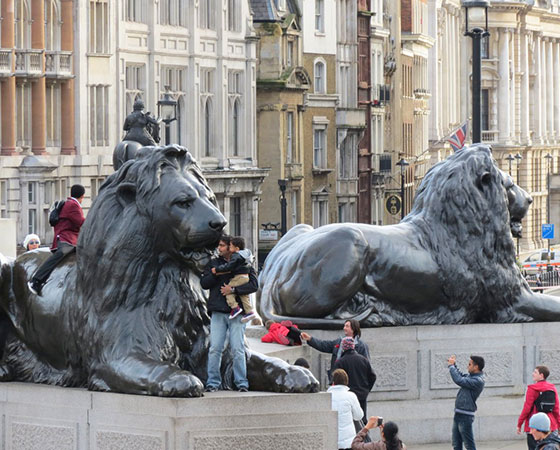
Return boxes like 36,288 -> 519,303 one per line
238,386 -> 248,392
205,386 -> 219,393
240,312 -> 256,323
229,307 -> 242,320
27,281 -> 41,295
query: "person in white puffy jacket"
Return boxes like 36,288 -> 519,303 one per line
329,368 -> 364,450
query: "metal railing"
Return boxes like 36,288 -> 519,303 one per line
526,271 -> 560,290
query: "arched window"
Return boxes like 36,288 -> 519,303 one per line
232,99 -> 240,156
314,60 -> 326,94
44,0 -> 60,51
199,0 -> 214,29
227,0 -> 239,31
15,0 -> 31,49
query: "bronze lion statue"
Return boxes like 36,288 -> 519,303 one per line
258,144 -> 560,328
0,145 -> 318,396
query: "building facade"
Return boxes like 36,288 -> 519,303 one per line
1,0 -> 266,251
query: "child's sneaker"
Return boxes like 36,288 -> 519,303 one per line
229,307 -> 243,320
241,311 -> 256,323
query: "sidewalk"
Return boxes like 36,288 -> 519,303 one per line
410,439 -> 525,449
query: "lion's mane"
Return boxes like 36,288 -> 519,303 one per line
402,145 -> 523,321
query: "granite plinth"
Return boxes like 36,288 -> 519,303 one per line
255,322 -> 560,445
0,383 -> 337,450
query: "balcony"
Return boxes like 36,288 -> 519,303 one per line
336,108 -> 366,128
285,162 -> 303,180
15,49 -> 43,77
0,49 -> 12,77
413,88 -> 431,99
45,51 -> 72,78
482,130 -> 499,144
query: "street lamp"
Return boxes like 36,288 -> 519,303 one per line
278,179 -> 287,236
545,153 -> 554,269
157,86 -> 178,145
515,152 -> 522,258
505,154 -> 515,176
396,158 -> 409,220
462,0 -> 490,144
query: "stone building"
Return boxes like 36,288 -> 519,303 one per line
251,0 -> 310,260
1,0 -> 266,251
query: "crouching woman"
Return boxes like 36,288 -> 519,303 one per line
352,416 -> 406,450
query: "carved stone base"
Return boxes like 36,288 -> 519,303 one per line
0,383 -> 337,449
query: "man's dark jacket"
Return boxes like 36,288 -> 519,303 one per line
201,256 -> 258,314
333,349 -> 376,402
449,364 -> 485,414
308,336 -> 370,380
536,430 -> 560,450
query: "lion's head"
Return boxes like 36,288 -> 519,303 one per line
403,144 -> 531,320
79,145 -> 225,267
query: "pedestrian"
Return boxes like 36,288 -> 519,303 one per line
448,354 -> 485,450
351,416 -> 406,450
333,337 -> 377,423
23,234 -> 41,251
517,366 -> 560,450
329,368 -> 363,450
201,235 -> 258,392
527,413 -> 560,450
294,358 -> 310,369
211,236 -> 256,323
300,319 -> 370,382
28,184 -> 86,295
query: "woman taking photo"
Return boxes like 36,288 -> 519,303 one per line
352,416 -> 406,450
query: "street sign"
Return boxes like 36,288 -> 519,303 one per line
542,224 -> 555,240
385,194 -> 402,216
259,229 -> 279,241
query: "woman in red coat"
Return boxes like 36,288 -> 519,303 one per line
517,365 -> 560,450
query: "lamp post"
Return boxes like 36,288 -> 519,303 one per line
157,86 -> 178,145
396,158 -> 409,220
278,179 -> 287,236
505,154 -> 515,176
545,153 -> 553,270
462,0 -> 490,144
515,152 -> 522,258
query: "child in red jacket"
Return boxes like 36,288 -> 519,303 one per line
517,365 -> 560,450
261,320 -> 302,346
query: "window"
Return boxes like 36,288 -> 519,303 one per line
44,0 -> 60,51
15,0 -> 31,49
227,0 -> 239,31
339,134 -> 357,179
228,71 -> 243,156
161,67 -> 186,145
16,82 -> 32,148
91,177 -> 105,201
27,182 -> 37,235
287,40 -> 294,67
481,89 -> 489,131
291,190 -> 298,227
200,69 -> 214,157
313,128 -> 326,168
125,64 -> 145,113
0,181 -> 7,218
90,0 -> 109,53
315,0 -> 324,33
230,197 -> 241,236
46,83 -> 60,147
160,0 -> 187,26
199,0 -> 215,29
90,85 -> 109,146
481,35 -> 490,59
126,0 -> 146,23
314,61 -> 325,94
312,196 -> 328,227
339,65 -> 350,107
286,112 -> 294,163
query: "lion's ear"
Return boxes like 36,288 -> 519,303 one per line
116,182 -> 136,207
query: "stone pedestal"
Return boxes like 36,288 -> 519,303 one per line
0,383 -> 337,450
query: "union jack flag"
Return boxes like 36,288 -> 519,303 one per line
447,121 -> 468,152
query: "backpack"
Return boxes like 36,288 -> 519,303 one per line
48,200 -> 65,227
534,389 -> 556,413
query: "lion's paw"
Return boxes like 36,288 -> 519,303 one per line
270,365 -> 319,394
159,371 -> 204,398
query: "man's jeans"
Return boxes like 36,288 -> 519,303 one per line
452,413 -> 476,450
206,312 -> 248,389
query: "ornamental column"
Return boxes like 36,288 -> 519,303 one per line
1,0 -> 16,155
521,31 -> 530,144
541,39 -> 548,141
509,30 -> 516,141
60,0 -> 75,155
498,29 -> 511,143
547,39 -> 554,140
555,40 -> 560,141
31,0 -> 47,155
534,33 -> 543,143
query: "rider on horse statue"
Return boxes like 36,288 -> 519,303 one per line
122,99 -> 161,146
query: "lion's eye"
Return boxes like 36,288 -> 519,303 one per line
174,199 -> 193,209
